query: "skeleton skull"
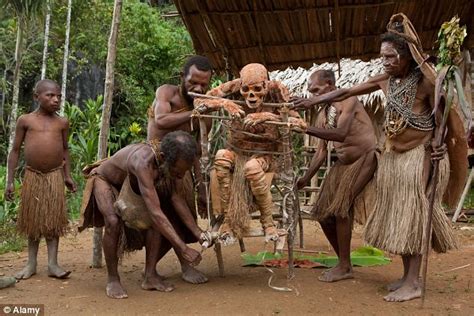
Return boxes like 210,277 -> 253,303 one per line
239,63 -> 268,109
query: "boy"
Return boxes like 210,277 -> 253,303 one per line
5,79 -> 76,280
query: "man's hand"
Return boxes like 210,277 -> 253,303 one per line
288,117 -> 307,133
296,176 -> 309,190
5,183 -> 15,201
431,141 -> 447,161
180,246 -> 202,266
290,96 -> 316,110
65,177 -> 77,192
243,112 -> 280,129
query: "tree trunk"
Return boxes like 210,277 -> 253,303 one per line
6,20 -> 24,184
92,0 -> 123,269
40,0 -> 51,80
59,0 -> 72,114
0,68 -> 8,130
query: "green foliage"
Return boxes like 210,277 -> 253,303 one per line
241,246 -> 392,268
436,16 -> 467,72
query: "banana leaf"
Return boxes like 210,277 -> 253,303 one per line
242,246 -> 391,268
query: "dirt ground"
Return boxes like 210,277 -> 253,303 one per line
0,220 -> 473,316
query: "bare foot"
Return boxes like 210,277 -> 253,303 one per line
318,265 -> 353,282
47,264 -> 71,279
141,276 -> 175,292
15,264 -> 37,280
384,285 -> 421,302
106,280 -> 128,299
141,269 -> 166,279
182,266 -> 209,284
387,277 -> 419,291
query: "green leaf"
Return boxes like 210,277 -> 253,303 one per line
241,246 -> 391,268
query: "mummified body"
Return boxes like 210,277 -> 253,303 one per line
195,63 -> 306,242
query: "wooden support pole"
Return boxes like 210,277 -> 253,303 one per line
279,105 -> 296,279
198,115 -> 225,277
452,168 -> 474,222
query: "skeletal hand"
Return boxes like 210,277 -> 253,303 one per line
193,98 -> 244,119
243,112 -> 280,129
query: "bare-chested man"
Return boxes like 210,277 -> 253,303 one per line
293,16 -> 458,302
146,55 -> 212,284
294,70 -> 377,282
79,131 -> 205,299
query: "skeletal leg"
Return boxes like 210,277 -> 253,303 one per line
244,156 -> 277,241
214,149 -> 235,238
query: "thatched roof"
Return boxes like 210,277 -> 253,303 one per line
270,58 -> 385,109
174,0 -> 473,74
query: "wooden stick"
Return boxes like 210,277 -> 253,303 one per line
421,104 -> 449,306
452,168 -> 474,222
188,92 -> 294,108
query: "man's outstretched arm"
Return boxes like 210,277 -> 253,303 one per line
292,75 -> 385,109
305,97 -> 358,142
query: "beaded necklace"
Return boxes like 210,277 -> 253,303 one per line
384,68 -> 434,138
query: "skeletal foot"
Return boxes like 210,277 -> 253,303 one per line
219,223 -> 236,246
106,280 -> 128,299
384,284 -> 421,302
47,264 -> 71,279
387,277 -> 420,291
15,263 -> 37,280
141,275 -> 174,292
182,266 -> 208,284
264,226 -> 280,242
318,265 -> 353,282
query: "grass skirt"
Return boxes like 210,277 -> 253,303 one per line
363,145 -> 458,255
17,166 -> 68,239
312,153 -> 370,221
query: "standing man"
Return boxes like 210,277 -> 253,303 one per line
147,55 -> 213,284
292,14 -> 463,302
294,69 -> 377,282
